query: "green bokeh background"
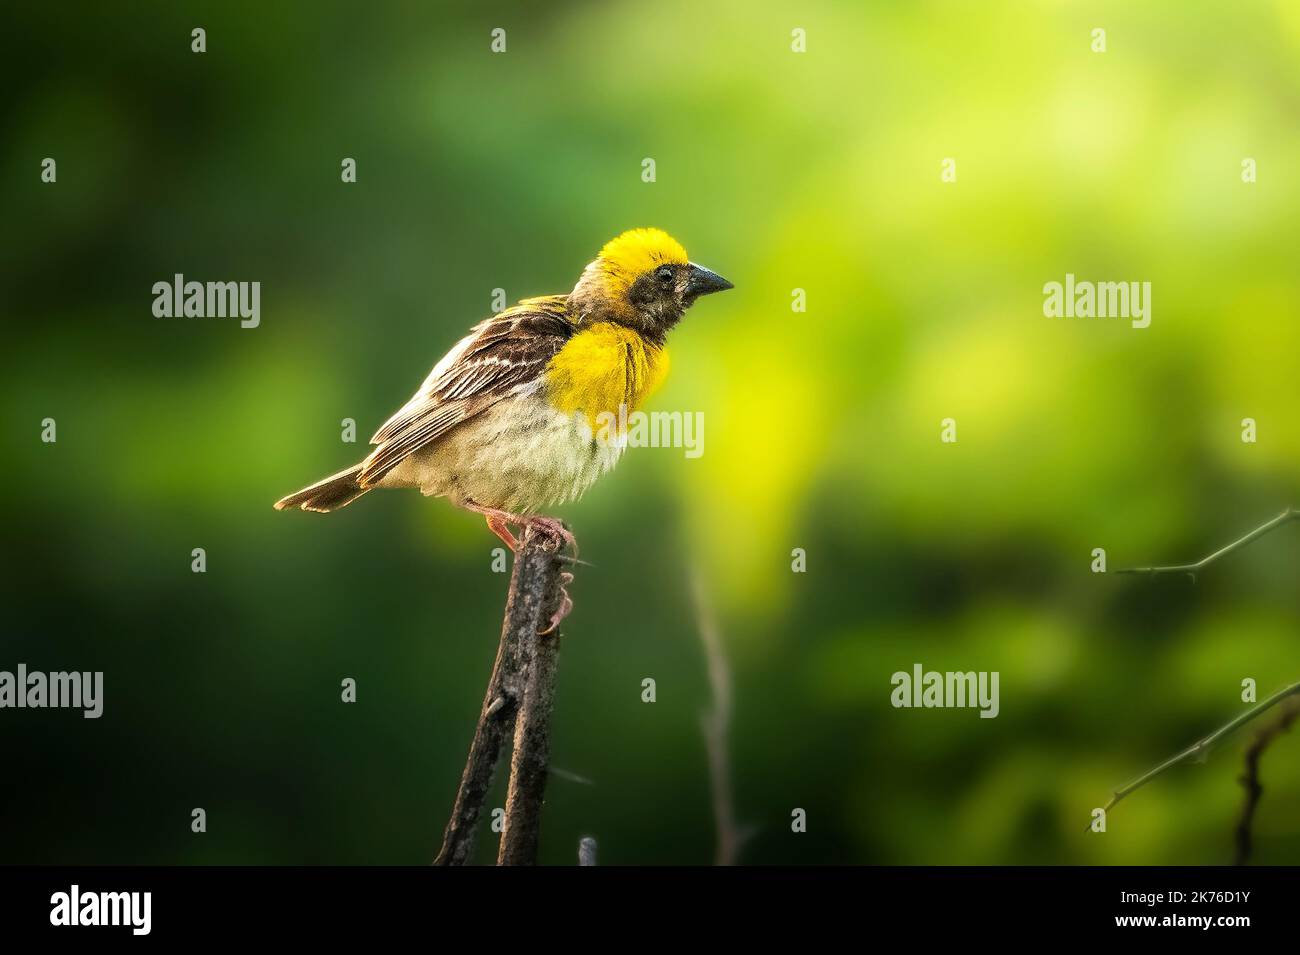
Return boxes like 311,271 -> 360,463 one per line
3,1 -> 1299,864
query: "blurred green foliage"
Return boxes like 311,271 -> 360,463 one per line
2,1 -> 1299,864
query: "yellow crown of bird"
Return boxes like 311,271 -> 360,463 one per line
595,228 -> 689,294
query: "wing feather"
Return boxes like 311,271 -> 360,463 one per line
358,297 -> 572,487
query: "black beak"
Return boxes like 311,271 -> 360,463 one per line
686,262 -> 734,297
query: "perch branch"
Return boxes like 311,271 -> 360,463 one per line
434,525 -> 566,865
692,572 -> 747,866
1234,698 -> 1300,866
1116,507 -> 1298,578
497,527 -> 566,865
1097,679 -> 1300,823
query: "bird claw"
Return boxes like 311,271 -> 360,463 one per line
538,587 -> 574,636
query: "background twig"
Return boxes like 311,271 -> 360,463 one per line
1116,507 -> 1298,578
434,526 -> 566,866
692,572 -> 747,866
1234,699 -> 1300,866
1100,506 -> 1300,836
1098,680 -> 1300,822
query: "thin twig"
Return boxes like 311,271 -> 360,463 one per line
497,527 -> 566,865
1234,699 -> 1300,866
434,526 -> 566,865
1097,680 -> 1300,825
692,572 -> 746,866
1116,507 -> 1298,578
550,766 -> 595,786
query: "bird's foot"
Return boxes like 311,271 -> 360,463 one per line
523,515 -> 578,557
525,517 -> 576,634
464,502 -> 576,633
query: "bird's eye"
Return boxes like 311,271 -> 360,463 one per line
655,265 -> 674,284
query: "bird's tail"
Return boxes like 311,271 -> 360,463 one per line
274,464 -> 369,513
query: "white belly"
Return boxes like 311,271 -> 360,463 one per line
378,392 -> 625,514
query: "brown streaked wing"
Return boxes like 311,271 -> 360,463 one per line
357,300 -> 573,487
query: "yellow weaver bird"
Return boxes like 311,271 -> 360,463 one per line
275,227 -> 731,623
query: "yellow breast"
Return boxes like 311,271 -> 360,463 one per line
544,323 -> 669,427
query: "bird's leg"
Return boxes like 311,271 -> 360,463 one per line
485,514 -> 519,552
462,500 -> 524,552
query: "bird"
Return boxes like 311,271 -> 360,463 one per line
274,227 -> 732,627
